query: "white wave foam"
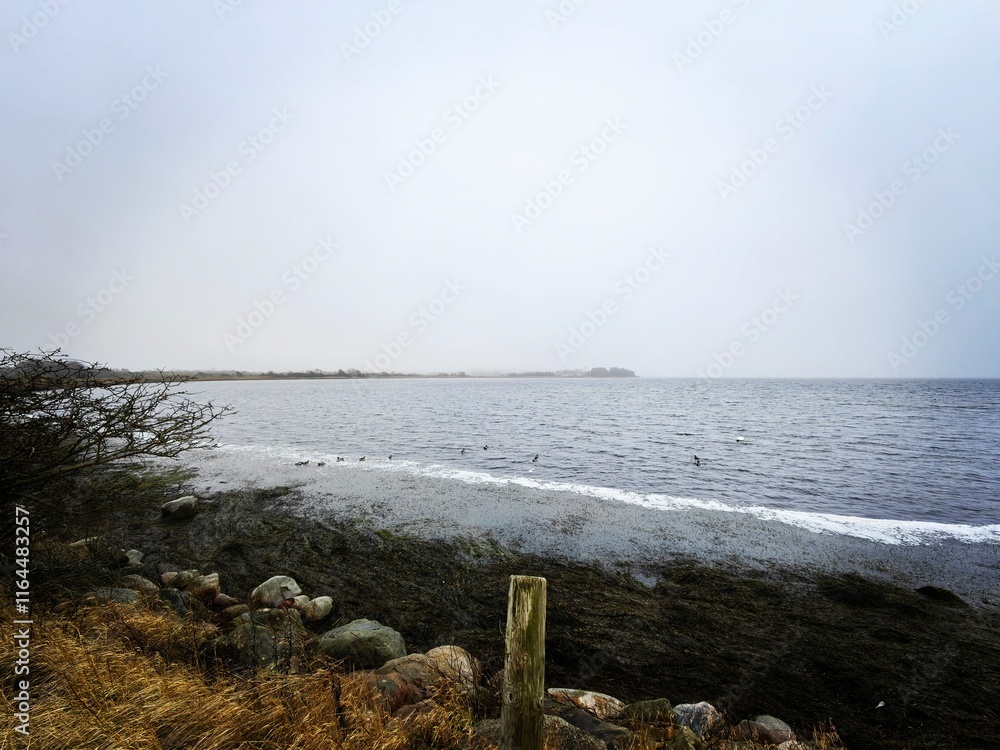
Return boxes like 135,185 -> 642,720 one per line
207,443 -> 1000,546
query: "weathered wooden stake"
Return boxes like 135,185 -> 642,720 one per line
500,575 -> 547,750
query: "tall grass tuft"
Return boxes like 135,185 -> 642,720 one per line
0,600 -> 487,750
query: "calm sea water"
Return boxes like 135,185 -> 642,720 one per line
187,378 -> 1000,528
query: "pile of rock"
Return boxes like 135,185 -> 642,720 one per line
81,532 -> 807,749
87,548 -> 334,627
217,575 -> 337,671
474,690 -> 803,749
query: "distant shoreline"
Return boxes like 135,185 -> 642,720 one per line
158,367 -> 639,383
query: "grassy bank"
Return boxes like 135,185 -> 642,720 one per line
8,466 -> 1000,748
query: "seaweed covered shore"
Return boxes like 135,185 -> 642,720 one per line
9,466 -> 1000,749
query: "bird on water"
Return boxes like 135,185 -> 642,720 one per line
359,456 -> 366,462
532,454 -> 539,462
694,455 -> 701,466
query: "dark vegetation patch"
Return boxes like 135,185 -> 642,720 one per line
915,585 -> 969,608
30,468 -> 1000,750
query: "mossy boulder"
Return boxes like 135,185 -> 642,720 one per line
315,618 -> 406,669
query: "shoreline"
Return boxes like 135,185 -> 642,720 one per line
23,457 -> 999,749
115,464 -> 1000,750
165,448 -> 1000,605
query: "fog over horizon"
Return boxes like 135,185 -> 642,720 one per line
2,1 -> 999,378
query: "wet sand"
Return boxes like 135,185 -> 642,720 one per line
171,449 -> 1000,604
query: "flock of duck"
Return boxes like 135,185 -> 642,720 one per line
292,437 -> 746,469
293,446 -> 541,467
294,455 -> 385,466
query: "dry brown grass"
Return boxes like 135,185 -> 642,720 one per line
0,600 -> 486,750
1,599 -> 845,749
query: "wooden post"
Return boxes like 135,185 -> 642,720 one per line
500,575 -> 547,750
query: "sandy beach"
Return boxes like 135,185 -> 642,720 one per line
171,447 -> 1000,604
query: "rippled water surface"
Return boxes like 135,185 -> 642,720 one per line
189,378 -> 1000,526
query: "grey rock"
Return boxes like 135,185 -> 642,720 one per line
250,575 -> 302,607
120,574 -> 159,595
674,702 -> 722,737
226,621 -> 278,669
161,495 -> 198,520
69,536 -> 101,548
237,608 -> 304,630
301,595 -> 334,622
224,610 -> 309,671
124,549 -> 143,566
548,688 -> 626,720
236,608 -> 273,626
219,604 -> 250,622
379,645 -> 480,692
171,569 -> 200,591
475,716 -> 607,750
737,715 -> 795,744
315,618 -> 406,669
670,725 -> 705,750
186,573 -> 221,602
544,697 -> 633,749
159,587 -> 191,614
213,593 -> 241,608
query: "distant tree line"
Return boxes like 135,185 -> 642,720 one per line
586,367 -> 636,377
153,368 -> 637,381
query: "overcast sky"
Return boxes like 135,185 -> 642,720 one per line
1,1 -> 998,377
